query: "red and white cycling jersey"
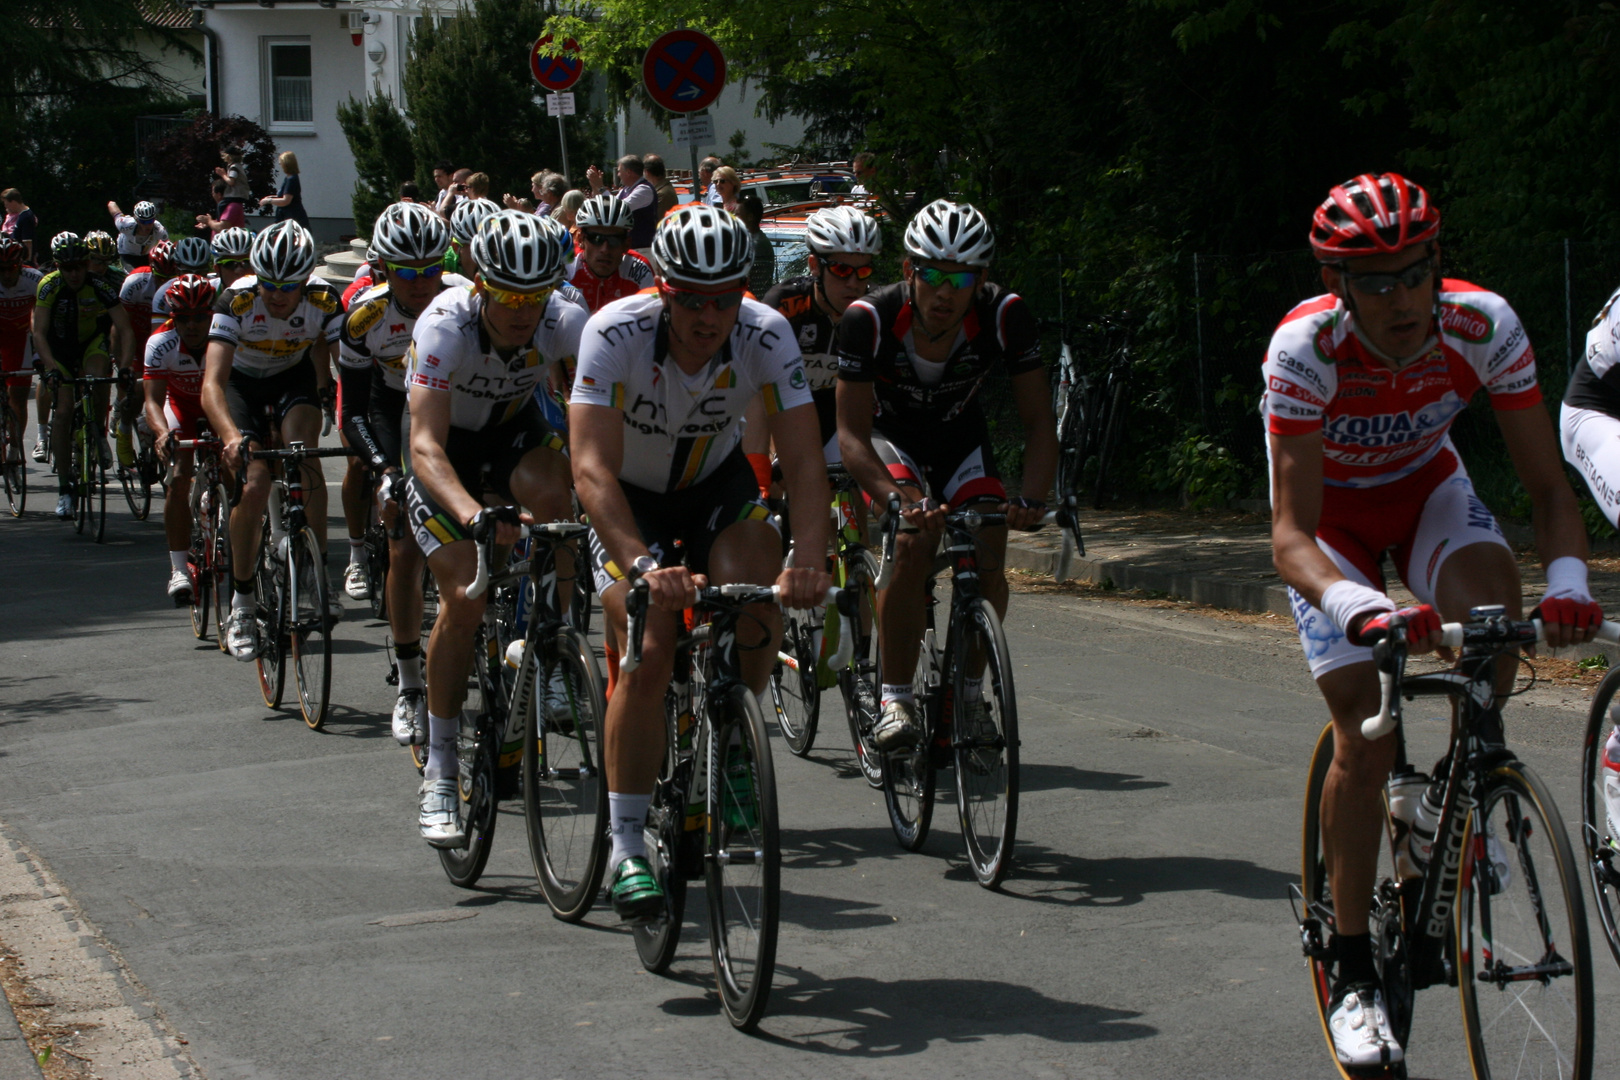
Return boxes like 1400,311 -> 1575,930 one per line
0,267 -> 42,340
565,250 -> 653,313
1260,279 -> 1540,489
119,267 -> 161,352
143,327 -> 204,403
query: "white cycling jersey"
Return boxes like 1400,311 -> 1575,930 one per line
571,292 -> 811,492
118,268 -> 161,312
339,275 -> 472,392
406,284 -> 586,431
208,275 -> 343,378
112,216 -> 168,257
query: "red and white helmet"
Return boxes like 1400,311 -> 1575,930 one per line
165,274 -> 218,318
1309,173 -> 1440,263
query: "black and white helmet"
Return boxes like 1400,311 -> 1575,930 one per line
902,199 -> 994,267
450,198 -> 500,245
249,220 -> 316,283
575,193 -> 634,232
211,226 -> 253,261
173,235 -> 213,272
372,202 -> 449,263
471,210 -> 569,292
132,201 -> 159,223
650,205 -> 753,287
805,206 -> 882,256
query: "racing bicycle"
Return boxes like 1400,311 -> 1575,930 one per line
174,428 -> 231,644
44,368 -> 121,541
1051,316 -> 1131,510
1578,642 -> 1620,974
2,369 -> 34,516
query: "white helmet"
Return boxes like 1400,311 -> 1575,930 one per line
133,201 -> 159,223
805,206 -> 882,256
902,199 -> 994,267
211,226 -> 253,261
575,194 -> 634,232
472,210 -> 569,292
372,202 -> 449,263
450,198 -> 500,245
650,205 -> 753,287
249,220 -> 316,283
172,235 -> 213,272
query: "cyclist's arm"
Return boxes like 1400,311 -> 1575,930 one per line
30,305 -> 55,373
1009,366 -> 1058,520
769,402 -> 834,606
569,401 -> 651,572
311,337 -> 333,392
407,382 -> 481,527
836,378 -> 900,505
1268,429 -> 1340,611
143,376 -> 171,453
107,304 -> 135,370
1497,403 -> 1595,647
201,340 -> 241,458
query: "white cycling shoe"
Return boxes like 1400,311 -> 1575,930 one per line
392,687 -> 427,746
418,778 -> 464,848
872,699 -> 920,752
167,567 -> 193,605
1328,984 -> 1404,1068
225,607 -> 261,662
54,493 -> 73,519
344,562 -> 370,600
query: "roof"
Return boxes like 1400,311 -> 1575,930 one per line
140,2 -> 195,29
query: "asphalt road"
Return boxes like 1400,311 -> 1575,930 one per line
1,449 -> 1616,1080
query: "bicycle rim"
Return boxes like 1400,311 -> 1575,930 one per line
211,486 -> 233,653
525,629 -> 609,922
770,610 -> 819,756
706,685 -> 780,1030
119,464 -> 140,518
93,454 -> 106,542
256,528 -> 285,709
190,509 -> 211,639
72,437 -> 86,533
952,598 -> 1020,888
1054,392 -> 1087,504
883,638 -> 938,850
366,527 -> 389,620
633,788 -> 688,973
439,720 -> 498,888
290,530 -> 332,730
1457,762 -> 1593,1080
1579,667 -> 1620,971
840,552 -> 884,788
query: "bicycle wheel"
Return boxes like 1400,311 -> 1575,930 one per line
3,415 -> 23,517
129,447 -> 153,520
524,628 -> 609,922
92,450 -> 107,542
211,484 -> 233,653
365,524 -> 389,620
1457,761 -> 1593,1080
289,528 -> 332,730
1053,386 -> 1087,506
952,597 -> 1020,888
439,653 -> 503,887
189,507 -> 211,640
839,551 -> 885,788
770,607 -> 820,756
1092,374 -> 1127,510
71,429 -> 87,534
707,684 -> 780,1030
1580,667 -> 1620,971
569,553 -> 593,637
119,464 -> 147,520
635,708 -> 689,974
882,638 -> 938,851
255,526 -> 285,709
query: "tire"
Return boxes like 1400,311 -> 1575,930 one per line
211,484 -> 233,653
839,551 -> 885,788
189,507 -> 211,640
770,607 -> 819,756
635,707 -> 689,974
569,556 -> 593,638
1053,387 -> 1087,506
365,522 -> 389,620
92,451 -> 106,542
255,525 -> 285,709
1457,761 -> 1593,1080
883,634 -> 938,851
3,420 -> 24,516
438,656 -> 503,888
524,628 -> 609,922
290,528 -> 332,730
120,461 -> 150,520
71,432 -> 87,534
707,684 -> 780,1031
1091,374 -> 1127,510
1580,667 -> 1620,971
952,597 -> 1020,888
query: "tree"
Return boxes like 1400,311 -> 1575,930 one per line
150,114 -> 278,216
403,0 -> 606,196
338,91 -> 417,237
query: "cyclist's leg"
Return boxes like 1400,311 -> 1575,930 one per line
49,356 -> 81,483
494,415 -> 574,611
82,338 -> 112,441
278,403 -> 326,551
163,400 -> 197,564
339,430 -> 370,581
938,440 -> 1010,619
408,477 -> 484,780
1,338 -> 28,453
871,433 -> 941,686
1561,401 -> 1620,527
224,374 -> 273,585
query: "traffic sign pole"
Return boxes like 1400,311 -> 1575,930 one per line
642,29 -> 726,205
558,115 -> 572,190
532,35 -> 583,187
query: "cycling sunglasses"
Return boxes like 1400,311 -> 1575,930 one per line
581,231 -> 628,248
214,257 -> 246,267
57,260 -> 87,272
258,279 -> 303,293
385,259 -> 445,281
658,281 -> 744,311
172,309 -> 213,323
821,261 -> 875,281
483,282 -> 553,309
1340,256 -> 1433,296
913,265 -> 979,289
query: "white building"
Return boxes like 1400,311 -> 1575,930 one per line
193,1 -> 808,240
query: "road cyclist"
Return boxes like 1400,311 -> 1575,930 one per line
210,227 -> 254,291
564,194 -> 654,313
143,273 -> 216,604
402,208 -> 585,847
0,240 -> 42,467
338,201 -> 470,745
1264,172 -> 1602,1072
105,199 -> 168,270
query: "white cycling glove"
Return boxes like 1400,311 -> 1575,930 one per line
1320,579 -> 1396,638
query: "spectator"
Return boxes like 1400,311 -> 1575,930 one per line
432,160 -> 456,215
736,193 -> 774,294
699,156 -> 722,205
2,189 -> 36,263
466,171 -> 491,200
539,173 -> 567,214
438,167 -> 473,220
713,166 -> 741,214
214,144 -> 250,206
594,155 -> 657,247
553,189 -> 585,230
644,154 -> 678,217
851,151 -> 877,195
399,180 -> 421,202
258,151 -> 310,228
196,179 -> 246,237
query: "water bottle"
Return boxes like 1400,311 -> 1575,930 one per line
1386,769 -> 1439,879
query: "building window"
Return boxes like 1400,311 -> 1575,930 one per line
262,38 -> 312,128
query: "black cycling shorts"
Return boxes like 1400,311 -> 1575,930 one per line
403,401 -> 565,559
225,358 -> 320,445
587,449 -> 776,594
870,414 -> 1005,508
369,379 -> 406,471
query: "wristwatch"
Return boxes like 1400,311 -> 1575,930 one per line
630,554 -> 659,578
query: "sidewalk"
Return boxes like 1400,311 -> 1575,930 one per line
1003,505 -> 1620,661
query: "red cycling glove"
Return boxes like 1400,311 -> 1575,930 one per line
1352,603 -> 1441,646
1534,596 -> 1604,633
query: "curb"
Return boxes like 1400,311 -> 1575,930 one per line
0,997 -> 41,1080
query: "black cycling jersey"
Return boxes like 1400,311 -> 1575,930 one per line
761,276 -> 838,442
835,280 -> 1041,437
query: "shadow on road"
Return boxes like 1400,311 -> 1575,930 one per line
0,674 -> 144,720
1019,762 -> 1169,793
990,840 -> 1296,907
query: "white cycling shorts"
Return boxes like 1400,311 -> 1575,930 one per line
1561,403 -> 1620,529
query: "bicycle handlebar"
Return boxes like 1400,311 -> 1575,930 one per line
1360,616 -> 1620,740
619,577 -> 856,677
872,492 -> 1083,588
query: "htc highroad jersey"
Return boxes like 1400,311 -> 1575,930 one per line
340,276 -> 472,391
405,284 -> 586,432
836,281 -> 1043,435
570,291 -> 812,493
208,275 -> 343,378
1260,279 -> 1540,489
